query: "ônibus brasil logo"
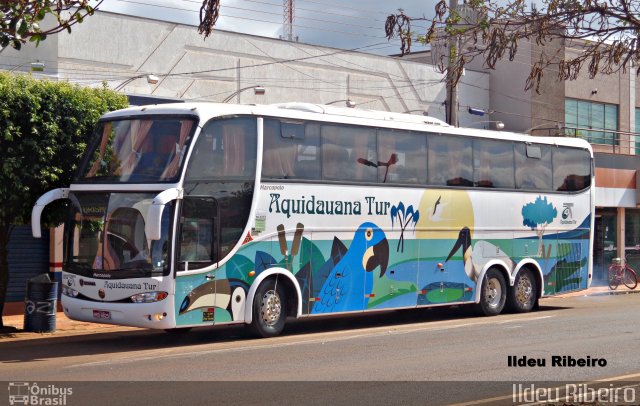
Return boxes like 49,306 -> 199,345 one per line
8,382 -> 73,405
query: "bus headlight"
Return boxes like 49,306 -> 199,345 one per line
62,285 -> 79,297
130,292 -> 168,303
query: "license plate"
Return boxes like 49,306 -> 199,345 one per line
93,310 -> 111,320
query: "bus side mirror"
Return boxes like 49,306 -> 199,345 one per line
31,188 -> 69,238
146,188 -> 182,240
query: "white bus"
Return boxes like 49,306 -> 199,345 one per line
31,102 -> 594,337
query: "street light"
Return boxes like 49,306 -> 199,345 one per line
403,108 -> 429,116
8,60 -> 45,72
525,122 -> 561,134
326,99 -> 355,108
114,74 -> 160,91
222,85 -> 266,103
469,120 -> 505,130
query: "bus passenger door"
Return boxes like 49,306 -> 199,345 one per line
176,196 -> 222,325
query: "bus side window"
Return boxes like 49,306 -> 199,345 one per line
515,143 -> 552,190
322,124 -> 376,182
178,197 -> 217,271
428,135 -> 472,187
473,139 -> 515,189
261,119 -> 320,180
377,129 -> 427,184
553,147 -> 591,191
186,118 -> 256,181
322,143 -> 350,180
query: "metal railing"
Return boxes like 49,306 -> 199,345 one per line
530,126 -> 640,155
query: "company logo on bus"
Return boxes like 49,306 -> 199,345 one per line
561,203 -> 576,225
98,289 -> 106,299
79,279 -> 96,287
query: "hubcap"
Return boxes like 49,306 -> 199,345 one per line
485,277 -> 502,308
516,275 -> 533,305
260,289 -> 281,326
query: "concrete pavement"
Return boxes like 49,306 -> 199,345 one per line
1,284 -> 638,342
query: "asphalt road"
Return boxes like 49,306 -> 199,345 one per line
2,293 -> 640,405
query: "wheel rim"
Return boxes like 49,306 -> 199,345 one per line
485,277 -> 502,308
516,274 -> 533,305
609,268 -> 620,289
623,270 -> 637,289
260,289 -> 282,326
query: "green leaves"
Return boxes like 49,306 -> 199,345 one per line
0,72 -> 128,227
1,1 -> 102,49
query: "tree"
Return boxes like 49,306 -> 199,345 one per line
0,73 -> 128,330
385,0 -> 640,93
522,196 -> 558,258
1,1 -> 103,50
197,0 -> 221,38
2,0 -> 221,51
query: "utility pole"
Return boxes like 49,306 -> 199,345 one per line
446,0 -> 459,126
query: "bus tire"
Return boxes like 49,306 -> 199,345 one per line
506,268 -> 537,313
476,268 -> 506,316
250,278 -> 286,338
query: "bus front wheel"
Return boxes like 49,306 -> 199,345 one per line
250,278 -> 287,338
506,268 -> 537,313
477,268 -> 506,316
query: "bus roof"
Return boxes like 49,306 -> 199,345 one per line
101,102 -> 592,153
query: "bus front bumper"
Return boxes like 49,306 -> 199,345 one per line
61,295 -> 176,329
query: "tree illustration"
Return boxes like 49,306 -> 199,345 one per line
390,202 -> 419,253
522,196 -> 557,257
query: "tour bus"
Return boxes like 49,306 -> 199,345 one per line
31,102 -> 594,337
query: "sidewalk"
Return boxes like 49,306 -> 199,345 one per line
0,312 -> 140,341
1,284 -> 638,341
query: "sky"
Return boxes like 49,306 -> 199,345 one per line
99,0 -> 438,55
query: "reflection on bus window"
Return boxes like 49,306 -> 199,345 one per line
428,136 -> 473,186
553,148 -> 591,191
180,220 -> 213,262
473,139 -> 515,188
81,118 -> 195,182
179,197 -> 216,270
377,130 -> 427,184
186,117 -> 257,181
322,124 -> 376,182
65,193 -> 171,275
515,144 -> 552,190
94,208 -> 150,271
261,119 -> 320,179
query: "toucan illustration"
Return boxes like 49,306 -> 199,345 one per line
179,279 -> 248,321
313,222 -> 389,314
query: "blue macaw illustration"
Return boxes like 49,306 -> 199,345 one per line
313,222 -> 389,314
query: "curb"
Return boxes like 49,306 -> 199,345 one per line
592,288 -> 640,296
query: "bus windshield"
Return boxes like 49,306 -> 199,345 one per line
79,117 -> 197,183
64,192 -> 173,278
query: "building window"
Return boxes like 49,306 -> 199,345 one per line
565,99 -> 618,145
626,209 -> 640,271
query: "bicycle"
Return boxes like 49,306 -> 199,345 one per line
608,256 -> 638,290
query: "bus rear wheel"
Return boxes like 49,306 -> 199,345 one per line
477,268 -> 506,316
506,268 -> 537,313
250,278 -> 287,338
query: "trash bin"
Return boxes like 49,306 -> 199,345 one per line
24,273 -> 58,333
